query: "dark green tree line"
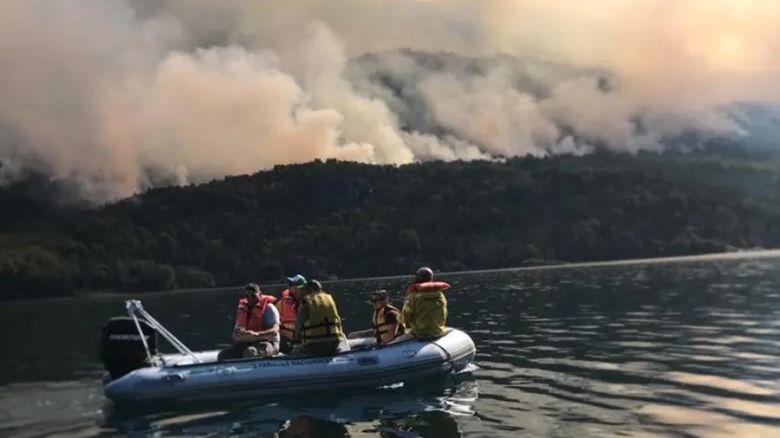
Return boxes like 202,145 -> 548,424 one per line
2,148 -> 780,299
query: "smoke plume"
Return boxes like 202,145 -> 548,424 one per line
1,0 -> 778,201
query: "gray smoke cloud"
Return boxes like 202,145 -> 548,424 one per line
0,0 -> 777,201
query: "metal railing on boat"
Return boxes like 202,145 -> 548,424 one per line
126,299 -> 201,365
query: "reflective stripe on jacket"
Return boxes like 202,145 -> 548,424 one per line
301,291 -> 344,344
372,304 -> 404,345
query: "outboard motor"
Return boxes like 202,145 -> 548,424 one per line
100,316 -> 158,380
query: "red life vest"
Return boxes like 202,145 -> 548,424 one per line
278,289 -> 300,340
236,293 -> 277,332
405,281 -> 451,296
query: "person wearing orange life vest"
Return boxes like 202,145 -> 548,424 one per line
217,283 -> 280,360
276,274 -> 306,353
397,267 -> 450,341
347,290 -> 405,346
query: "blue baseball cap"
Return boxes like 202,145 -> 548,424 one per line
286,274 -> 307,287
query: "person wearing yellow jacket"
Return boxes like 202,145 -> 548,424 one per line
400,267 -> 450,340
291,279 -> 350,357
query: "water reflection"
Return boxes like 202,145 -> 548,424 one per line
99,373 -> 477,437
279,416 -> 349,437
4,255 -> 780,436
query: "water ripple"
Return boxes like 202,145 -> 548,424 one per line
5,255 -> 780,436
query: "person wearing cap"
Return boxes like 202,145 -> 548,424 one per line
291,279 -> 350,356
347,290 -> 405,346
398,267 -> 450,341
276,274 -> 306,354
217,283 -> 281,360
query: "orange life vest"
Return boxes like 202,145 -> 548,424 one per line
405,281 -> 451,296
236,294 -> 277,332
277,289 -> 300,341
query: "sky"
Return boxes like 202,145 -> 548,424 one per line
0,0 -> 778,201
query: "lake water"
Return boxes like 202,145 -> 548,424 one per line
3,253 -> 780,437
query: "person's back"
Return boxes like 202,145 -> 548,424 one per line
277,289 -> 298,339
402,267 -> 449,339
293,279 -> 349,356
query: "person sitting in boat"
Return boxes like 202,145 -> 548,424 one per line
347,289 -> 405,346
277,274 -> 306,354
217,283 -> 280,360
396,267 -> 450,342
291,279 -> 350,356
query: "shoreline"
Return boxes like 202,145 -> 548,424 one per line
3,248 -> 780,304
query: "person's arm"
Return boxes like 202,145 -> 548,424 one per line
401,296 -> 414,329
232,321 -> 261,343
249,324 -> 279,340
254,305 -> 280,341
347,329 -> 375,339
232,329 -> 260,343
233,305 -> 279,342
232,326 -> 278,342
294,302 -> 309,341
384,310 -> 400,340
231,301 -> 258,342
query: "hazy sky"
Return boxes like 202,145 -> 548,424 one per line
0,0 -> 777,201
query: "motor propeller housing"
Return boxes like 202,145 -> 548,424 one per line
100,316 -> 158,380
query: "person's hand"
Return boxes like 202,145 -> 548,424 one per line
233,327 -> 246,335
347,329 -> 372,339
234,327 -> 260,338
256,332 -> 276,341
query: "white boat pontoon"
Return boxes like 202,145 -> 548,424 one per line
101,300 -> 477,404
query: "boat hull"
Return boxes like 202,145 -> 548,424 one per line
104,329 -> 476,404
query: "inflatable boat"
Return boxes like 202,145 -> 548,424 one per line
101,300 -> 477,404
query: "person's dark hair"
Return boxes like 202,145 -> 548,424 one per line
303,279 -> 322,292
371,289 -> 389,301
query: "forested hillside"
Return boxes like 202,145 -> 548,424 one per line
2,148 -> 780,299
